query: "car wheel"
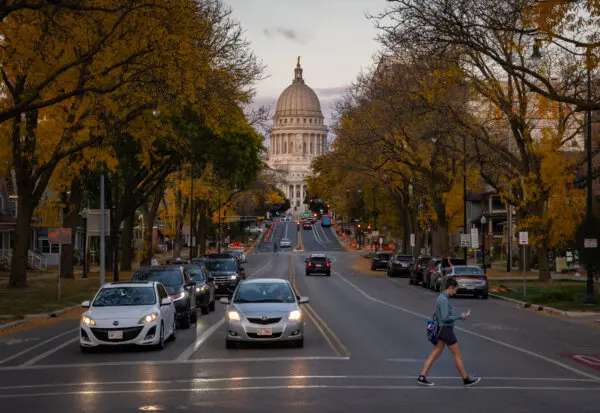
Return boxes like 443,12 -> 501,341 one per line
209,299 -> 216,312
409,276 -> 414,285
191,308 -> 198,323
305,272 -> 310,276
482,293 -> 489,299
293,338 -> 304,348
155,322 -> 165,350
201,304 -> 209,315
371,266 -> 375,271
80,345 -> 92,353
180,311 -> 191,329
226,339 -> 237,349
326,272 -> 331,276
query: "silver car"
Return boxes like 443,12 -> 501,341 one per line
220,278 -> 309,348
279,238 -> 291,248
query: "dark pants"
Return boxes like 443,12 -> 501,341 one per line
438,326 -> 458,346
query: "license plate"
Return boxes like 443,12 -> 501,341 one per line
108,330 -> 123,340
465,285 -> 476,289
257,328 -> 272,336
215,285 -> 219,289
316,264 -> 322,267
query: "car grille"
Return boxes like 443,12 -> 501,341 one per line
247,332 -> 283,339
247,317 -> 282,325
214,276 -> 235,283
90,326 -> 144,342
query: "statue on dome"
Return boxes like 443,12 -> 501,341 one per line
297,56 -> 301,66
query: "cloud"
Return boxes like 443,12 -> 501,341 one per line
263,27 -> 307,43
313,85 -> 349,97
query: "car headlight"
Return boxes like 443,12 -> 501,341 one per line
199,285 -> 208,292
229,275 -> 238,280
138,313 -> 158,324
227,311 -> 241,321
81,315 -> 96,326
288,310 -> 302,321
171,292 -> 187,301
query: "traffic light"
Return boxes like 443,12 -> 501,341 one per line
357,224 -> 361,228
227,225 -> 230,231
367,225 -> 371,230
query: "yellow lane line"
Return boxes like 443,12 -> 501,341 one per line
289,255 -> 348,357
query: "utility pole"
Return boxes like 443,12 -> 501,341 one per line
463,134 -> 468,262
217,190 -> 221,253
99,175 -> 105,286
189,171 -> 194,260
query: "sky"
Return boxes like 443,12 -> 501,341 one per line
224,0 -> 388,130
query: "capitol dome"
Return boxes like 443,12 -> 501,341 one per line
275,58 -> 323,118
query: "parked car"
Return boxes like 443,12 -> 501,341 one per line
387,254 -> 415,277
422,257 -> 442,289
429,258 -> 467,292
437,265 -> 489,298
130,265 -> 197,329
221,278 -> 309,349
305,253 -> 331,276
80,281 -> 176,352
182,263 -> 216,314
371,252 -> 392,271
409,255 -> 432,285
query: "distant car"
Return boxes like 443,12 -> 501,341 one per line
387,254 -> 415,277
371,252 -> 391,271
409,255 -> 432,285
80,281 -> 176,352
437,265 -> 489,299
221,278 -> 309,348
302,221 -> 312,230
204,256 -> 245,296
245,226 -> 262,234
422,258 -> 442,289
130,265 -> 198,329
166,258 -> 189,265
227,249 -> 247,263
279,238 -> 291,248
321,216 -> 331,227
182,264 -> 216,314
305,253 -> 331,276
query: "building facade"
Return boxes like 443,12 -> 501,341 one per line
268,59 -> 328,215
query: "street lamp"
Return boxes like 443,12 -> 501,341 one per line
532,40 -> 596,303
480,215 -> 487,273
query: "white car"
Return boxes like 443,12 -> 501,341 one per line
279,238 -> 291,248
80,281 -> 176,352
245,226 -> 262,234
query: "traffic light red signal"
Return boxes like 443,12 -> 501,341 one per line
357,224 -> 361,228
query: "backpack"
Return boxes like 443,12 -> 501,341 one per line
426,314 -> 441,345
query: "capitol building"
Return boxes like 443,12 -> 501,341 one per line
267,58 -> 328,215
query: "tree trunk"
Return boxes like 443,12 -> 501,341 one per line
537,239 -> 551,282
199,200 -> 208,254
120,213 -> 134,271
141,187 -> 163,266
60,179 -> 83,279
7,198 -> 35,288
173,186 -> 184,258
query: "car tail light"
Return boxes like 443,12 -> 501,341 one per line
308,262 -> 312,267
417,265 -> 421,270
326,262 -> 330,267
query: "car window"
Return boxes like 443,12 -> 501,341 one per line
207,260 -> 237,271
453,267 -> 485,276
376,253 -> 390,259
93,287 -> 156,307
186,267 -> 205,282
131,269 -> 184,287
395,256 -> 413,261
157,284 -> 168,301
233,283 -> 295,303
310,256 -> 327,262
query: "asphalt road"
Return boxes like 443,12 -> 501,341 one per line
1,221 -> 600,412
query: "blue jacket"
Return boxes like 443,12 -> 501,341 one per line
435,291 -> 462,327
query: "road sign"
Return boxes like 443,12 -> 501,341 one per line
48,228 -> 71,244
471,228 -> 479,249
371,230 -> 379,237
519,231 -> 529,245
410,233 -> 415,247
460,234 -> 471,247
584,238 -> 598,248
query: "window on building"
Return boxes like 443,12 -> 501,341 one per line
309,119 -> 312,124
284,119 -> 287,124
296,191 -> 300,198
296,200 -> 300,207
304,118 -> 306,123
41,239 -> 59,254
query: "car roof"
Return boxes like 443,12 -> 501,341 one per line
135,265 -> 183,271
309,253 -> 326,257
103,281 -> 156,288
243,278 -> 289,285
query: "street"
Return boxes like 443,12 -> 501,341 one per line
0,221 -> 599,412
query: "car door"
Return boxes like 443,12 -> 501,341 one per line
156,283 -> 174,332
202,264 -> 215,303
183,270 -> 196,312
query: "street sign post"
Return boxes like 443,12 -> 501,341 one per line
584,238 -> 598,249
410,234 -> 415,255
519,232 -> 529,297
470,228 -> 479,249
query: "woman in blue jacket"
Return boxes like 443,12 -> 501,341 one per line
418,278 -> 481,387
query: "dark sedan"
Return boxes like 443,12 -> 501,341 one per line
183,264 -> 216,314
387,254 -> 415,277
409,255 -> 432,286
371,252 -> 391,271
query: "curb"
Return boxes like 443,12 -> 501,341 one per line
490,294 -> 600,318
24,304 -> 83,319
0,320 -> 28,332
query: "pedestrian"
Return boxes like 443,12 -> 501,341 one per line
417,278 -> 481,387
273,242 -> 279,255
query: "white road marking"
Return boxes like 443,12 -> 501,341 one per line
1,384 -> 599,398
0,328 -> 79,365
332,270 -> 600,381
22,337 -> 79,367
0,356 -> 351,371
0,338 -> 40,346
386,358 -> 423,362
0,374 -> 595,391
316,223 -> 330,242
175,319 -> 225,361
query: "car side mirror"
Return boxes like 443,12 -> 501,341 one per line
187,281 -> 197,287
298,296 -> 310,304
161,298 -> 172,306
220,297 -> 230,305
81,300 -> 90,308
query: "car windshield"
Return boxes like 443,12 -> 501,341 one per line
207,260 -> 237,271
376,254 -> 390,259
395,256 -> 414,261
186,268 -> 205,282
282,238 -> 289,242
310,256 -> 326,262
454,267 -> 485,276
92,286 -> 156,307
227,251 -> 242,256
131,269 -> 183,287
234,283 -> 295,303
